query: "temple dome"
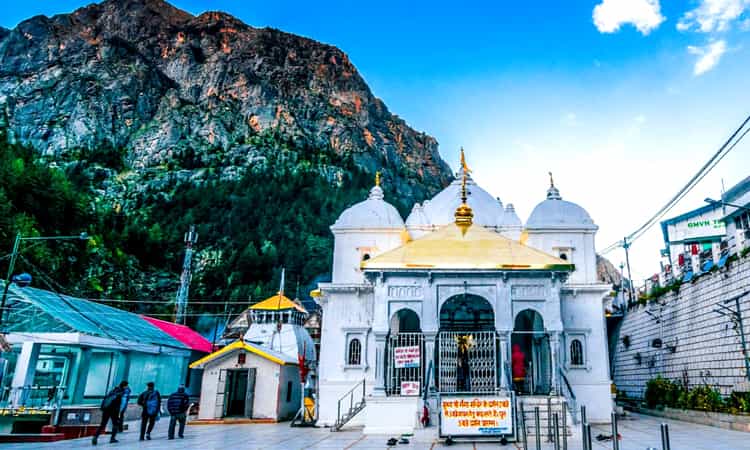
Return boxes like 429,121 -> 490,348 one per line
408,176 -> 504,229
502,203 -> 522,227
332,185 -> 404,231
526,184 -> 597,230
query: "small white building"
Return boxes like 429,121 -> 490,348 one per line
191,294 -> 315,421
315,152 -> 612,436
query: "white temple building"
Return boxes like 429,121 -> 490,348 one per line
315,151 -> 612,438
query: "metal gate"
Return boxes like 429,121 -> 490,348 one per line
385,332 -> 425,396
438,331 -> 499,393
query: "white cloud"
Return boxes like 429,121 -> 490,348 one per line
593,0 -> 665,35
687,40 -> 728,75
677,0 -> 750,33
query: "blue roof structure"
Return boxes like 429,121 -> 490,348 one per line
2,283 -> 186,349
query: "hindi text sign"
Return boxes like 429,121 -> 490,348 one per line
393,345 -> 420,368
440,395 -> 513,437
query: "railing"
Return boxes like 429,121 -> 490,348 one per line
333,379 -> 366,431
558,368 -> 578,424
385,332 -> 424,396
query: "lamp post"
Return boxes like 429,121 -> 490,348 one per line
0,232 -> 88,329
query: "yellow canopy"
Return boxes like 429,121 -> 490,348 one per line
361,223 -> 573,271
250,293 -> 307,313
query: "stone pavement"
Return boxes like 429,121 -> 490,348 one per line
2,413 -> 749,449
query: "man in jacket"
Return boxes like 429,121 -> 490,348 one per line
166,385 -> 190,439
118,384 -> 131,432
92,380 -> 128,446
136,382 -> 161,441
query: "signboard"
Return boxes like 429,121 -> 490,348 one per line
394,346 -> 420,368
440,395 -> 513,437
400,381 -> 420,396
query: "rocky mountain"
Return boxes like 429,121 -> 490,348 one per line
0,0 -> 452,202
597,255 -> 623,287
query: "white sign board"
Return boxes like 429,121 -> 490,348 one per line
440,395 -> 513,437
400,381 -> 420,396
394,346 -> 420,368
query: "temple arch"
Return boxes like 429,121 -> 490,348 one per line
511,309 -> 552,395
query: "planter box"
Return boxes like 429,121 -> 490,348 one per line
631,406 -> 750,432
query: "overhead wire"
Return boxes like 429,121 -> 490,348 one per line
599,114 -> 750,255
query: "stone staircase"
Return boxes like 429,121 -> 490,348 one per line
517,396 -> 577,441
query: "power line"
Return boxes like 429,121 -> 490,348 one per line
600,114 -> 750,255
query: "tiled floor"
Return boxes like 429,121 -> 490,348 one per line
2,413 -> 749,449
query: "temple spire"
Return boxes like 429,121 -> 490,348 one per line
546,171 -> 562,200
454,147 -> 474,232
375,171 -> 381,187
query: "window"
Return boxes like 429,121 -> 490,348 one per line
362,253 -> 371,261
348,338 -> 362,365
559,253 -> 568,260
570,339 -> 584,366
286,381 -> 293,403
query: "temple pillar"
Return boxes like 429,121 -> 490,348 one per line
549,331 -> 560,395
374,331 -> 387,396
497,330 -> 510,390
423,331 -> 437,393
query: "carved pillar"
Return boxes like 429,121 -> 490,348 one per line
423,331 -> 437,393
497,330 -> 511,390
374,331 -> 388,396
549,331 -> 560,395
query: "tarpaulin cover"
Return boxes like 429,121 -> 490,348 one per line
142,316 -> 213,353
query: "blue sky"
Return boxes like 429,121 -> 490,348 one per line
3,0 -> 750,281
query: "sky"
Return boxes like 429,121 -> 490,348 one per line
3,0 -> 750,282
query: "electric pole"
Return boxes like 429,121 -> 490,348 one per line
623,236 -> 636,309
175,225 -> 198,325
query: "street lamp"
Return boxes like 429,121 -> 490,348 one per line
704,197 -> 750,213
0,232 -> 89,329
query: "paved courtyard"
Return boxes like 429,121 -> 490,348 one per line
3,413 -> 749,449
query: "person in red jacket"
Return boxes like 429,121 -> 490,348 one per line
512,344 -> 527,393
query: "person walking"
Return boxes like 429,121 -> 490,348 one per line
166,385 -> 190,439
92,380 -> 128,446
137,382 -> 161,441
118,383 -> 131,433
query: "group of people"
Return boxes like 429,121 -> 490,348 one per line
92,380 -> 191,446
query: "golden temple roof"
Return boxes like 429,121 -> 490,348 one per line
361,223 -> 574,271
250,293 -> 307,313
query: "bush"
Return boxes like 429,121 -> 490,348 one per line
644,376 -> 683,408
685,385 -> 724,412
727,392 -> 750,414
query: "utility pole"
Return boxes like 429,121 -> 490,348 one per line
623,237 -> 636,309
175,225 -> 198,325
0,233 -> 22,330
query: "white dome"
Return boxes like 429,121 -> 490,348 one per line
419,176 -> 505,228
332,185 -> 405,231
502,203 -> 522,227
406,203 -> 429,227
526,185 -> 597,230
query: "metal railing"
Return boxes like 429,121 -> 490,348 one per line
332,379 -> 366,431
0,385 -> 66,411
558,368 -> 578,424
385,332 -> 424,396
437,330 -> 498,393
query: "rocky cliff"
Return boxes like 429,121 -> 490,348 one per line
0,0 -> 452,201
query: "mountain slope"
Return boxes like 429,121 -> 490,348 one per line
0,0 -> 452,200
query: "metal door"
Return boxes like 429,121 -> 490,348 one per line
244,368 -> 256,418
437,331 -> 497,393
215,369 -> 227,418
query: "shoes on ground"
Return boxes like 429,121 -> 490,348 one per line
387,437 -> 398,446
110,438 -> 118,443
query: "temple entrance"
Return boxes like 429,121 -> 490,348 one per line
437,295 -> 498,393
385,309 -> 424,396
511,309 -> 551,395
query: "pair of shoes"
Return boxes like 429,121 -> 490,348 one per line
387,437 -> 398,446
91,436 -> 98,446
110,439 -> 119,443
399,437 -> 410,444
146,434 -> 151,440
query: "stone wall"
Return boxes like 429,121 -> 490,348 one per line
612,256 -> 750,398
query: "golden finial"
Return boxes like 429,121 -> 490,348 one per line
549,171 -> 554,188
454,147 -> 473,233
375,171 -> 381,187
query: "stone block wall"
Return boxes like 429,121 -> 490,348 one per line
612,257 -> 750,398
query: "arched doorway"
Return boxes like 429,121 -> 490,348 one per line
385,309 -> 424,396
437,295 -> 498,393
511,309 -> 551,395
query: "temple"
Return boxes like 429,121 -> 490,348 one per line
315,150 -> 612,437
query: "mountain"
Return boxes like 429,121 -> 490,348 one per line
0,0 -> 452,200
0,0 -> 454,317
